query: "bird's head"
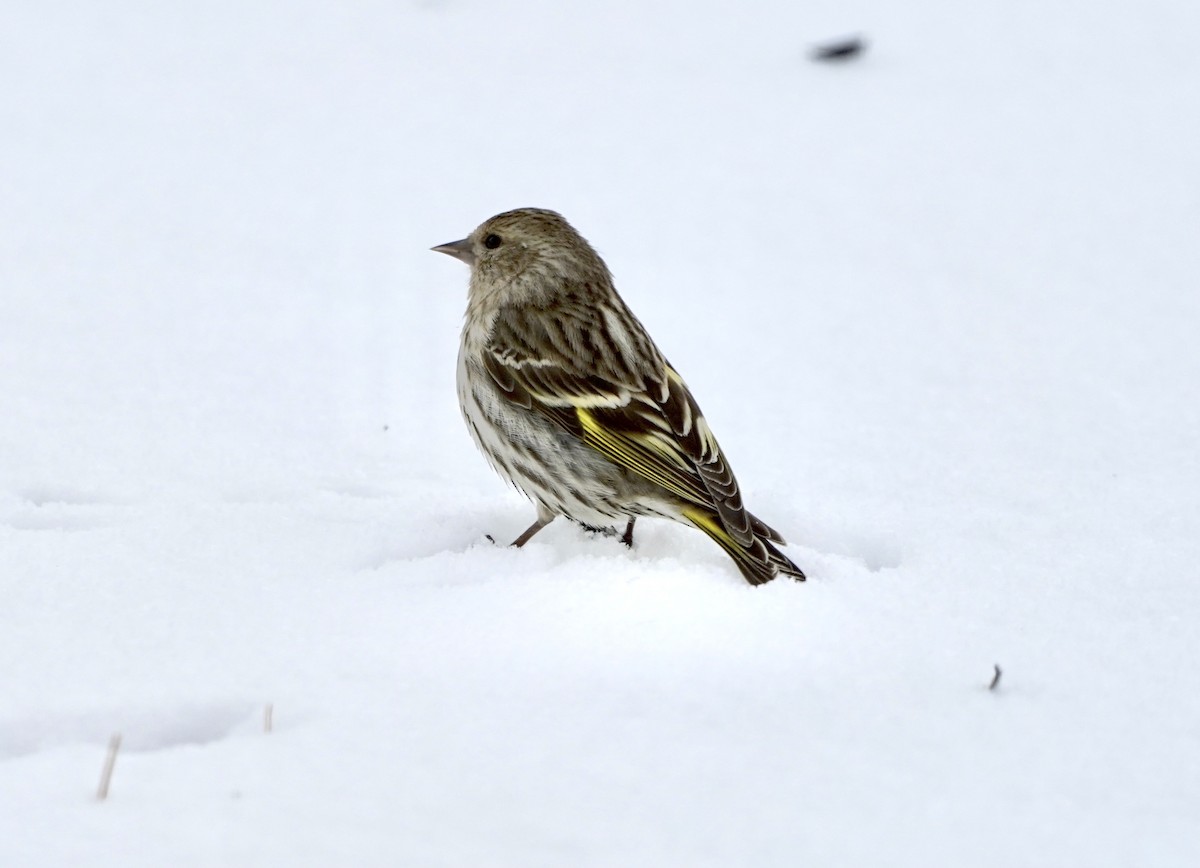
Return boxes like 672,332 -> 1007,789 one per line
432,208 -> 611,308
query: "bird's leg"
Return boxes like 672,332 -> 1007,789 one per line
619,518 -> 636,548
575,518 -> 636,546
510,514 -> 555,548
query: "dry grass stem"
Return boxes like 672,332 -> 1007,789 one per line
96,734 -> 122,801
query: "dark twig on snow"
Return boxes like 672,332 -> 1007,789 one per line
812,36 -> 867,62
989,664 -> 1003,691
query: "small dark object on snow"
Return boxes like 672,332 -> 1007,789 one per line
812,36 -> 866,62
989,664 -> 1003,691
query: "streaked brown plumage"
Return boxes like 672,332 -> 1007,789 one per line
433,208 -> 804,585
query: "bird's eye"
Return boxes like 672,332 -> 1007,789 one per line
483,234 -> 502,249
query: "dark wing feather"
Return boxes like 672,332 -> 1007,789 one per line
483,302 -> 768,548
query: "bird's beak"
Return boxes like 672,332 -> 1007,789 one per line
431,238 -> 475,266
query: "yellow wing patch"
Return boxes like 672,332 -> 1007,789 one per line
576,407 -> 706,505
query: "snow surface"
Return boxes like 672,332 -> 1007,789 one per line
3,0 -> 1199,864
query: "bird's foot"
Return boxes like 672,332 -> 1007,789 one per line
576,518 -> 636,548
619,518 -> 635,548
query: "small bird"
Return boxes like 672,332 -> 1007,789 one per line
433,209 -> 804,585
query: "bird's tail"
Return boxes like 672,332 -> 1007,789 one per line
683,507 -> 806,586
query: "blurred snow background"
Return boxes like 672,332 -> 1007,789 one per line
2,0 -> 1198,864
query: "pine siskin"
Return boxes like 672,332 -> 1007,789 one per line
433,208 -> 804,585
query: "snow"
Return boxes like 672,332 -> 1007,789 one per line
2,0 -> 1199,864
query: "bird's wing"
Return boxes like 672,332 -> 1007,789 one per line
483,306 -> 761,547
